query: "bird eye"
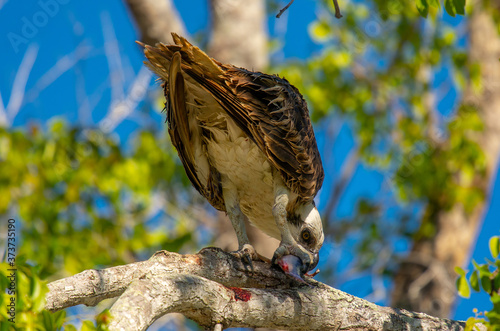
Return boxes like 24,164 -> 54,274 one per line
301,230 -> 311,242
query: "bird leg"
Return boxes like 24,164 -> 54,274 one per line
224,192 -> 258,271
271,185 -> 313,273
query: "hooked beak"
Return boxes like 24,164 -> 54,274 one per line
277,253 -> 319,283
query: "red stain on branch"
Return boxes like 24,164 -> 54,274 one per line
228,287 -> 252,302
184,255 -> 201,265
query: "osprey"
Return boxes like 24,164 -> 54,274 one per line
139,34 -> 324,281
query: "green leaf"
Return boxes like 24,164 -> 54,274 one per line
81,320 -> 97,331
444,0 -> 455,16
42,310 -> 54,330
453,0 -> 465,15
481,274 -> 492,294
490,236 -> 500,259
464,317 -> 481,331
486,298 -> 500,325
310,20 -> 331,41
472,259 -> 481,270
430,0 -> 441,9
470,270 -> 480,292
416,0 -> 429,17
455,266 -> 467,277
53,310 -> 67,328
445,0 -> 466,17
495,273 -> 500,294
96,309 -> 112,329
452,52 -> 468,68
457,275 -> 471,298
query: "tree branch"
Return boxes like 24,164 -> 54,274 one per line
45,248 -> 483,330
209,0 -> 268,70
0,44 -> 39,127
323,147 -> 360,230
333,0 -> 343,18
124,0 -> 187,45
276,0 -> 295,18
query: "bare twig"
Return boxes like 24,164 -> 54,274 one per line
0,91 -> 7,127
101,11 -> 125,102
333,0 -> 343,18
323,147 -> 360,230
5,44 -> 39,126
0,37 -> 91,128
276,0 -> 295,18
24,41 -> 92,105
75,69 -> 108,125
276,0 -> 342,19
96,8 -> 153,133
98,66 -> 152,133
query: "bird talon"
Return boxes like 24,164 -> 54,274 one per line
231,244 -> 258,272
242,254 -> 253,272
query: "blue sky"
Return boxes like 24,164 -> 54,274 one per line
0,0 -> 498,323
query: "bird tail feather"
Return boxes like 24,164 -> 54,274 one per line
137,33 -> 224,83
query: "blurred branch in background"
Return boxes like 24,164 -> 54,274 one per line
0,44 -> 38,127
24,42 -> 92,108
98,66 -> 151,133
124,0 -> 186,45
323,146 -> 360,231
208,0 -> 268,69
0,40 -> 91,127
98,11 -> 152,132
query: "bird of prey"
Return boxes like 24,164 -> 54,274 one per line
139,34 -> 324,282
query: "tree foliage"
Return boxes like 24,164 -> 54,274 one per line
0,121 -> 198,278
279,0 -> 486,219
456,236 -> 500,330
1,121 -> 204,328
274,0 -> 496,323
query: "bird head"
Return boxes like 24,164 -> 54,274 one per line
278,202 -> 324,282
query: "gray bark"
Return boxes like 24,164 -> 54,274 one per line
45,248 -> 484,330
208,0 -> 268,70
124,0 -> 186,44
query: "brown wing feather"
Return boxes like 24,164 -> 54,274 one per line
188,66 -> 324,202
163,51 -> 225,211
140,34 -> 324,204
229,70 -> 324,201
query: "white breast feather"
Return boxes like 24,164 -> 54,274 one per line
205,115 -> 280,239
184,80 -> 281,239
